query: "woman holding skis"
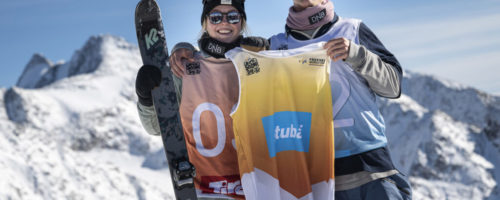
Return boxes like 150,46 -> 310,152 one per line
135,0 -> 267,199
171,0 -> 413,199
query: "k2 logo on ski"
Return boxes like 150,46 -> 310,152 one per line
244,58 -> 260,76
145,28 -> 159,50
261,111 -> 312,157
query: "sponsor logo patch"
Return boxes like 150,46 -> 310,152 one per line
298,57 -> 326,66
207,42 -> 224,55
261,111 -> 312,157
200,175 -> 244,196
244,58 -> 260,76
221,0 -> 232,5
308,57 -> 326,66
309,8 -> 327,25
186,62 -> 201,75
299,58 -> 308,64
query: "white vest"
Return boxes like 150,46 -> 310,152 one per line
270,17 -> 387,158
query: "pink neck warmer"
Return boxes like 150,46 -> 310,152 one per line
286,0 -> 335,31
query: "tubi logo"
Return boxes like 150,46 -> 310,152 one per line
261,111 -> 312,157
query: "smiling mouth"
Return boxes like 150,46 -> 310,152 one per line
217,29 -> 232,34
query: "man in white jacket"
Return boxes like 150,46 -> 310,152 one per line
267,1 -> 411,199
163,0 -> 412,199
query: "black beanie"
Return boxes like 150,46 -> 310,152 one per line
201,0 -> 246,25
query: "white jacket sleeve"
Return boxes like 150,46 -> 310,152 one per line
137,103 -> 161,136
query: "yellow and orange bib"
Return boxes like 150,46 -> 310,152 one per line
226,42 -> 335,200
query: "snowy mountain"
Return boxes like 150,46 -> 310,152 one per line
15,53 -> 56,88
1,35 -> 173,200
1,35 -> 499,199
380,72 -> 500,200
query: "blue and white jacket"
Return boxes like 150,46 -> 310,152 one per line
269,15 -> 402,159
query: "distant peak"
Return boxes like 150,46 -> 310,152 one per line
16,53 -> 54,88
15,34 -> 139,89
82,34 -> 133,50
26,53 -> 52,68
66,34 -> 137,77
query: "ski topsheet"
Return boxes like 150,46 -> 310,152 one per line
134,0 -> 196,199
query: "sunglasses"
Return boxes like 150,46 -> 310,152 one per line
208,11 -> 241,24
203,0 -> 246,4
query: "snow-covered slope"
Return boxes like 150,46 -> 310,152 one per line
2,35 -> 173,200
380,72 -> 500,200
1,35 -> 499,199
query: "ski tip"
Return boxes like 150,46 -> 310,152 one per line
135,0 -> 160,17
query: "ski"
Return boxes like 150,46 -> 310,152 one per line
134,0 -> 197,199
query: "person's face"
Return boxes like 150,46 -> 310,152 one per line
293,0 -> 324,11
205,5 -> 242,43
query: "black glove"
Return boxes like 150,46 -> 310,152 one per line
240,36 -> 270,52
135,65 -> 162,107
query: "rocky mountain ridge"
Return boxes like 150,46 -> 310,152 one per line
1,34 -> 498,199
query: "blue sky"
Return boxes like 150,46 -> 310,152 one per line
1,0 -> 500,94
